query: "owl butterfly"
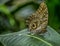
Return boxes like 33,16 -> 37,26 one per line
26,1 -> 48,34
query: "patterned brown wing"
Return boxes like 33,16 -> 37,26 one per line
26,2 -> 48,34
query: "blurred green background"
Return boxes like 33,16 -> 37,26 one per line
0,0 -> 60,34
0,0 -> 60,46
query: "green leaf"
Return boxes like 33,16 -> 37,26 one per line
0,26 -> 60,46
0,5 -> 15,26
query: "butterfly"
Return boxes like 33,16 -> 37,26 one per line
26,1 -> 48,34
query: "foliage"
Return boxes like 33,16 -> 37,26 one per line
0,0 -> 60,46
0,26 -> 60,46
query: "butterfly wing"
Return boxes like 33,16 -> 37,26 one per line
26,2 -> 48,34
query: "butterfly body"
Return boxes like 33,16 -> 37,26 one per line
26,2 -> 48,34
